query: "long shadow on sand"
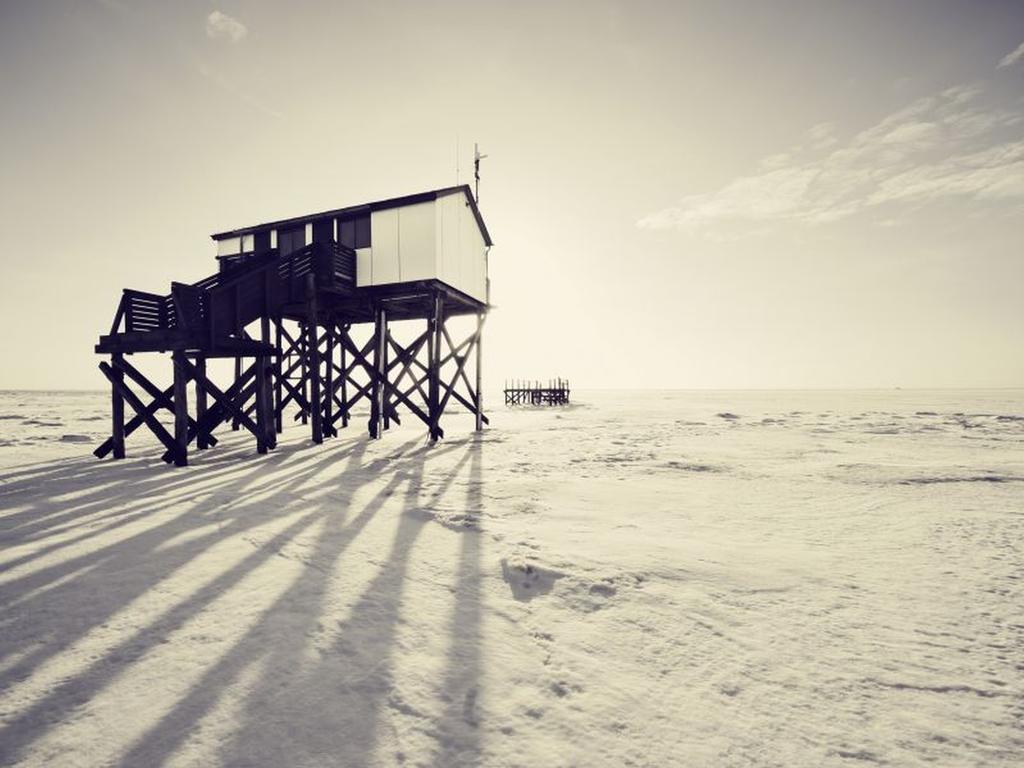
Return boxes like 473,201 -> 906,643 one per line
0,428 -> 487,766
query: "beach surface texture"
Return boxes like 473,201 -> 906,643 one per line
0,389 -> 1022,767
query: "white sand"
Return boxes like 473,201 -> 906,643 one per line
0,389 -> 1022,767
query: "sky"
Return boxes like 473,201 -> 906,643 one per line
0,0 -> 1022,390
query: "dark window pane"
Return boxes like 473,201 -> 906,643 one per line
338,218 -> 355,248
254,229 -> 271,255
312,218 -> 333,243
354,214 -> 371,249
279,226 -> 304,257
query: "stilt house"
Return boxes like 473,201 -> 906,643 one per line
94,184 -> 492,466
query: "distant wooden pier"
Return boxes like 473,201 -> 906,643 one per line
504,379 -> 570,406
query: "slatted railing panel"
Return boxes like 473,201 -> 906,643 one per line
171,282 -> 207,334
330,243 -> 356,284
122,290 -> 169,333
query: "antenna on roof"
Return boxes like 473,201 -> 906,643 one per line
474,143 -> 488,203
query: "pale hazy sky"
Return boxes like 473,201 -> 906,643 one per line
1,1 -> 1022,390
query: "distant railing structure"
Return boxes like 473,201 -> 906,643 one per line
504,378 -> 570,406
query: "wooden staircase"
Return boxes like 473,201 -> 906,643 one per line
96,241 -> 356,355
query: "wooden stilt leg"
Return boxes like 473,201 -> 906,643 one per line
232,355 -> 241,431
428,292 -> 444,443
324,318 -> 334,438
195,356 -> 209,449
111,353 -> 125,459
172,350 -> 189,467
260,315 -> 276,451
370,307 -> 387,439
340,324 -> 349,428
475,312 -> 485,432
380,325 -> 387,434
300,322 -> 309,425
306,274 -> 323,444
274,316 -> 283,434
255,351 -> 269,455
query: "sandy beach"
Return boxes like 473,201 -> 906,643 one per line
1,389 -> 1021,767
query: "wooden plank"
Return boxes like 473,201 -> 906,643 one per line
172,351 -> 189,467
371,307 -> 386,439
339,324 -> 349,428
117,357 -> 212,443
178,357 -> 262,440
306,274 -> 322,444
475,311 -> 485,431
274,316 -> 283,434
94,382 -> 173,458
324,320 -> 336,438
98,361 -> 184,465
428,293 -> 444,442
111,353 -> 125,459
195,356 -> 209,449
337,330 -> 431,433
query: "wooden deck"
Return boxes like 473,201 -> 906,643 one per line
95,240 -> 489,467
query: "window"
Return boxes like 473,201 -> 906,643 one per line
337,213 -> 371,249
278,225 -> 305,257
312,218 -> 334,243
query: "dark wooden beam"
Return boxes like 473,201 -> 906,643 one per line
274,316 -> 283,434
475,311 -> 485,432
172,351 -> 189,467
428,292 -> 444,443
305,274 -> 323,444
195,356 -> 210,449
371,307 -> 386,439
98,361 -> 184,465
111,352 -> 125,459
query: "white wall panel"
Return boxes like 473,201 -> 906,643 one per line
461,203 -> 486,299
355,247 -> 372,286
352,192 -> 487,300
434,192 -> 487,302
217,237 -> 241,256
398,201 -> 436,282
437,195 -> 454,289
371,208 -> 401,284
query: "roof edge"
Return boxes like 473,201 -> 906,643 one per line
210,184 -> 493,246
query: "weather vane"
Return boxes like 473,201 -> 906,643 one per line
474,143 -> 488,203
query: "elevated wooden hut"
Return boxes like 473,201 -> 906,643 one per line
95,185 -> 491,466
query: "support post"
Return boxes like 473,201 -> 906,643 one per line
172,350 -> 189,467
257,315 -> 275,452
324,317 -> 334,438
195,356 -> 209,449
232,355 -> 241,431
111,353 -> 125,459
475,312 -> 485,432
340,324 -> 349,428
383,326 -> 391,432
371,307 -> 387,439
306,274 -> 323,444
274,316 -> 283,434
300,322 -> 309,425
428,292 -> 444,443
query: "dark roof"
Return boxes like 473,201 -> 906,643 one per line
210,184 -> 493,246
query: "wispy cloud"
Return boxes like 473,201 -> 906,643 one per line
638,84 -> 1024,235
206,10 -> 248,43
193,59 -> 281,119
997,40 -> 1024,69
